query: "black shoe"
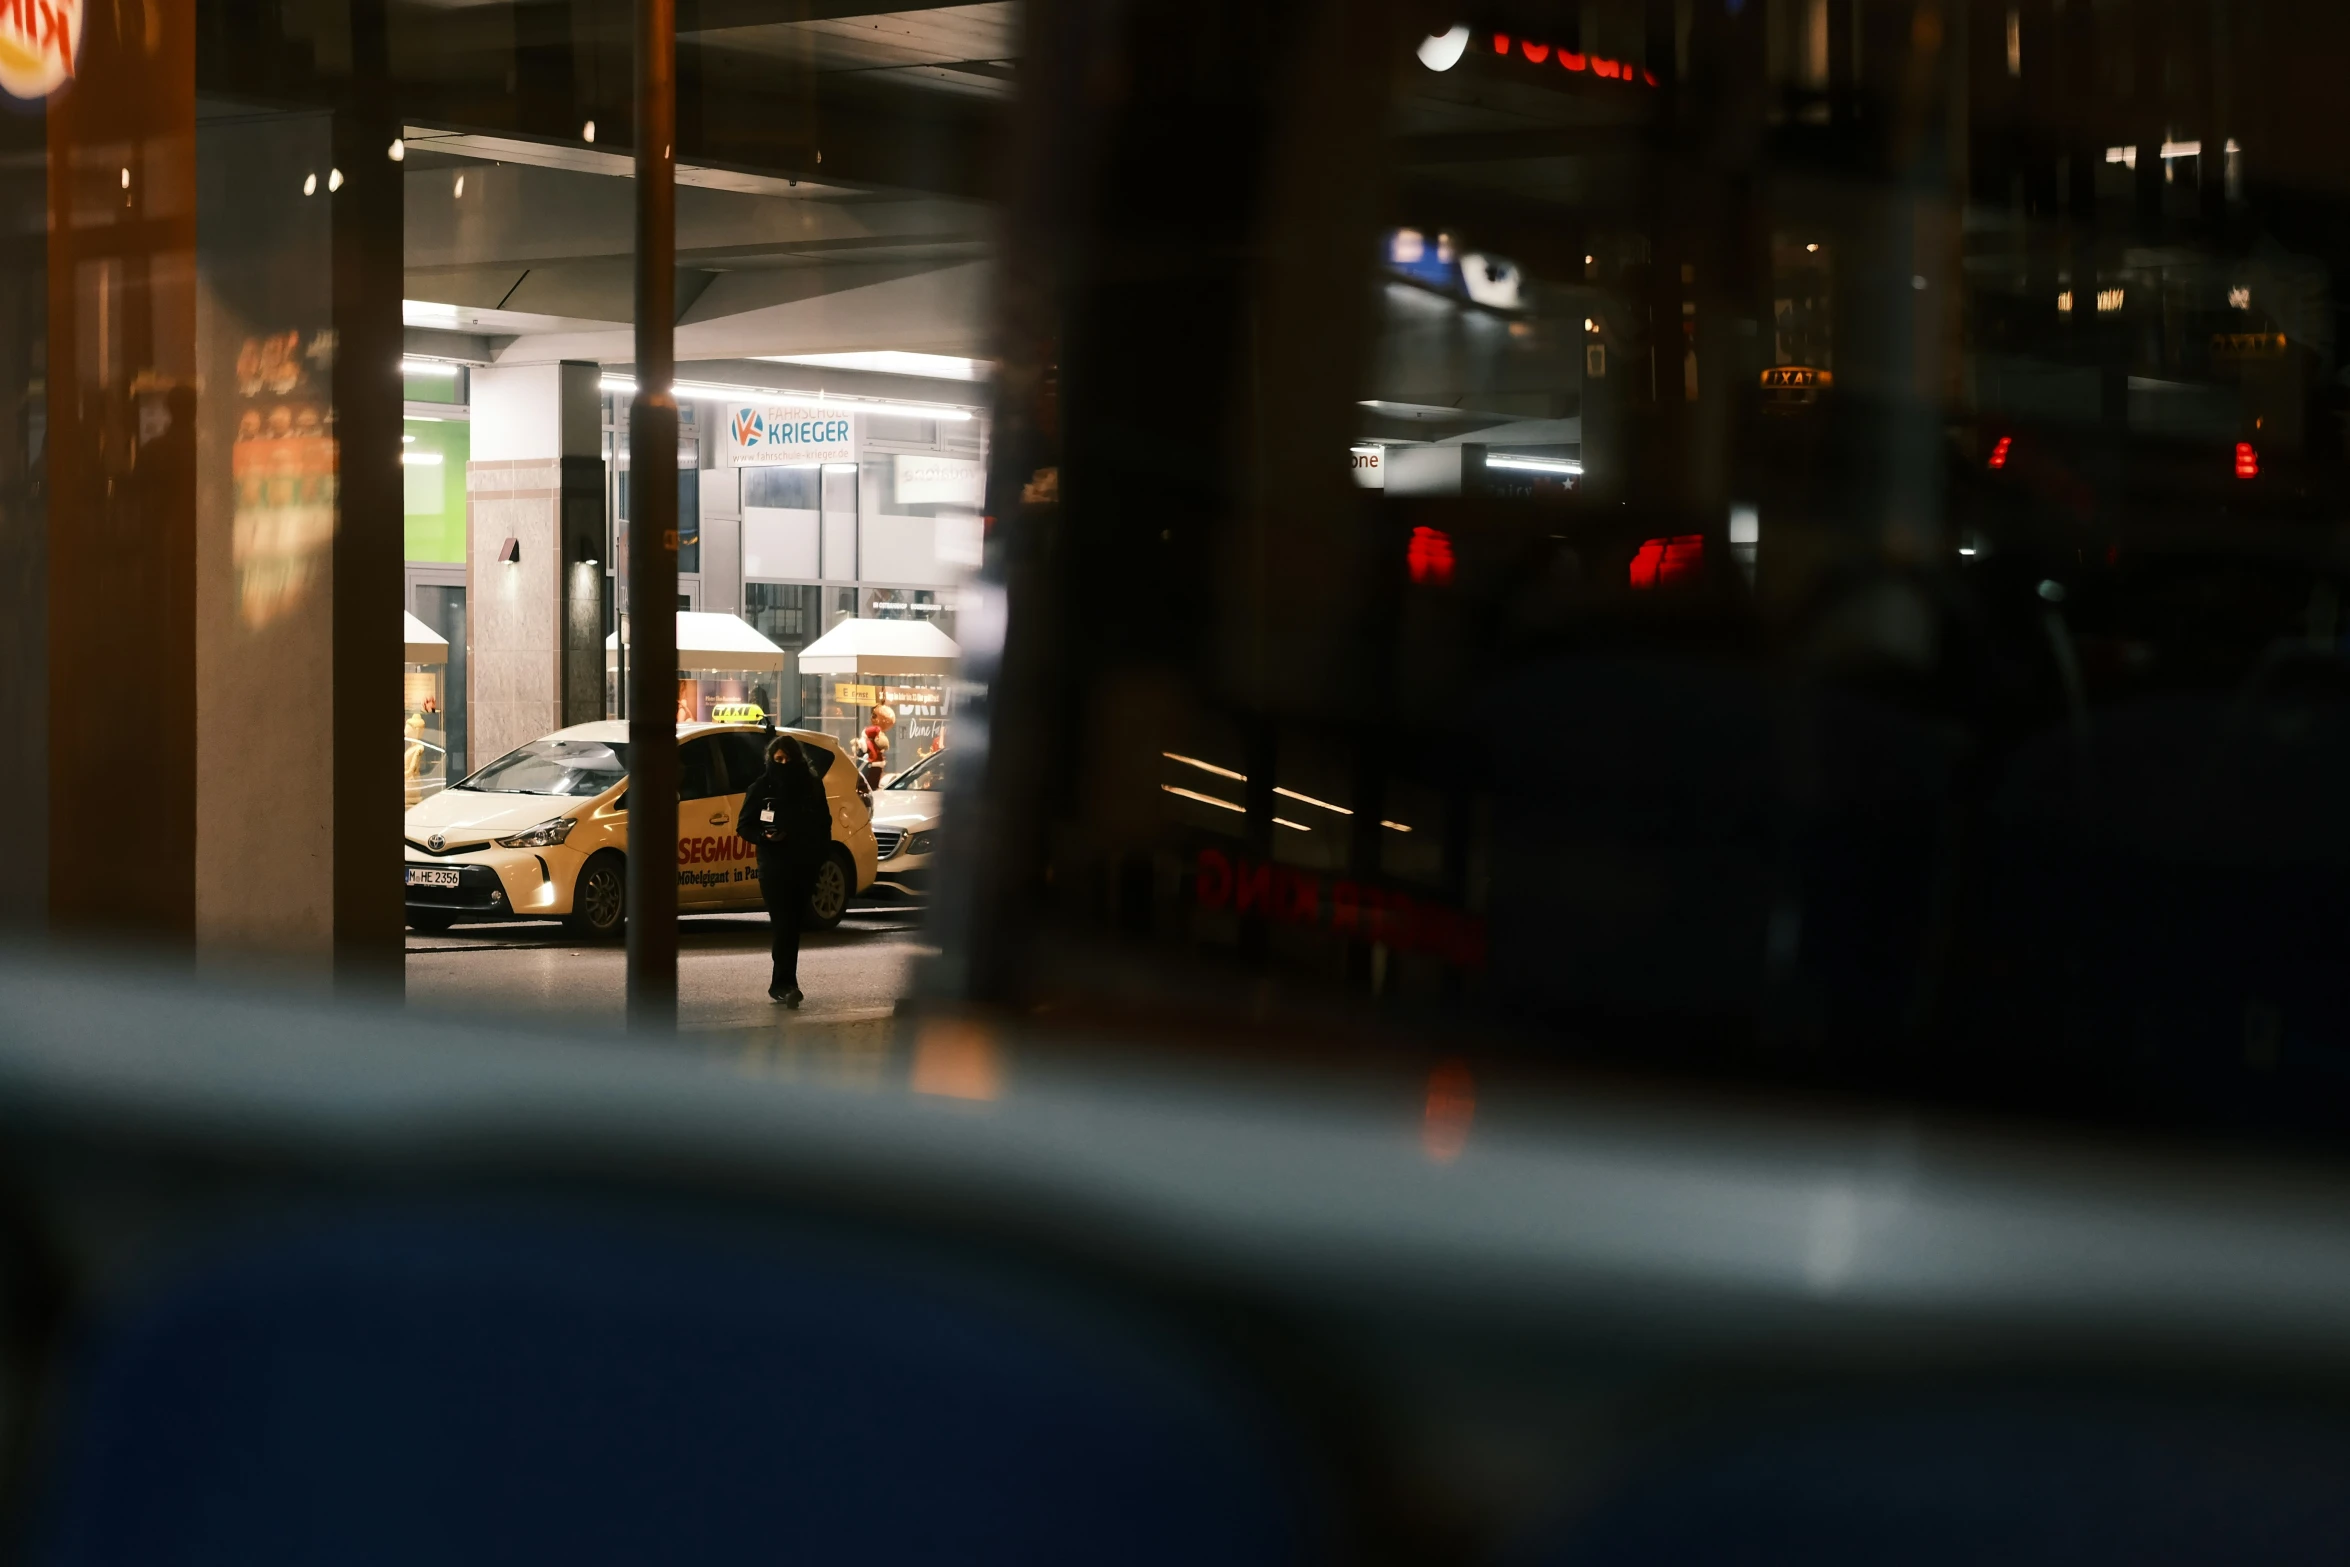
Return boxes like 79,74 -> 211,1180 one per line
768,985 -> 790,1003
783,988 -> 804,1010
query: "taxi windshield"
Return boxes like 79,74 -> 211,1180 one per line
457,740 -> 631,798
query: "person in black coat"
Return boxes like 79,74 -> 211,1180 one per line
737,733 -> 834,1007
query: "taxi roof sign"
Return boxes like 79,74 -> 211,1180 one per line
710,702 -> 766,724
1760,366 -> 1832,390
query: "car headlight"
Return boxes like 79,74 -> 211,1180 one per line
907,830 -> 938,856
495,816 -> 578,849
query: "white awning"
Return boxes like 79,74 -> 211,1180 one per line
404,610 -> 449,665
605,610 -> 789,672
795,616 -> 962,676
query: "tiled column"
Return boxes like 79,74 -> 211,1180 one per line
466,361 -> 602,766
466,458 -> 565,766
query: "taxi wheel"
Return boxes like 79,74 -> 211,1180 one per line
803,849 -> 852,931
565,851 -> 627,939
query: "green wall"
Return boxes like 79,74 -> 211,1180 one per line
402,415 -> 470,563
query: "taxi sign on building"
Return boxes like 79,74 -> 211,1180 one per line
0,0 -> 81,100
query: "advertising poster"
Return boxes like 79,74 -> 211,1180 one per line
229,328 -> 337,628
721,402 -> 857,467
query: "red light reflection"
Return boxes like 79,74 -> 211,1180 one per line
1422,1059 -> 1475,1164
2235,442 -> 2260,479
1629,534 -> 1705,588
1987,435 -> 2012,470
1521,39 -> 1549,62
1407,526 -> 1455,585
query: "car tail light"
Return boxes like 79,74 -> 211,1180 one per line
2235,442 -> 2259,479
1629,535 -> 1704,589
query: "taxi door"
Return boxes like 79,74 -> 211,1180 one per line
714,731 -> 772,910
675,737 -> 741,909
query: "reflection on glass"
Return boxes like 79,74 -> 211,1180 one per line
460,740 -> 631,798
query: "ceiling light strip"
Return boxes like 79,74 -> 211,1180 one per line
1162,751 -> 1246,782
601,375 -> 975,422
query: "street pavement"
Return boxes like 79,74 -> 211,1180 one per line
405,902 -> 933,1038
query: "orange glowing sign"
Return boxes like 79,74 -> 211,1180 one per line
911,1020 -> 1004,1102
1421,1060 -> 1476,1164
0,0 -> 79,100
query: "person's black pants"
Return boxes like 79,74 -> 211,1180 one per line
757,854 -> 816,993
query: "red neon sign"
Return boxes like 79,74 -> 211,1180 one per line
1407,526 -> 1456,585
1489,32 -> 1657,87
1629,535 -> 1704,588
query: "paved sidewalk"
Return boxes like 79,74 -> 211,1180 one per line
405,908 -> 932,1038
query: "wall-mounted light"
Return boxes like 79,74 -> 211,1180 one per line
498,537 -> 521,564
302,173 -> 317,196
1416,25 -> 1470,71
582,120 -> 596,143
327,168 -> 344,192
388,138 -> 405,162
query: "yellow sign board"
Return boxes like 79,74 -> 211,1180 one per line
835,682 -> 879,708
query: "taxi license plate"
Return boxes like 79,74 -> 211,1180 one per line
406,867 -> 461,889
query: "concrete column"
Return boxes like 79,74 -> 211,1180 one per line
46,3 -> 404,978
47,1 -> 198,943
185,94 -> 403,978
465,361 -> 603,766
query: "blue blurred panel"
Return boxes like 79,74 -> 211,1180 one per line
1527,1397 -> 2350,1565
37,1209 -> 1309,1567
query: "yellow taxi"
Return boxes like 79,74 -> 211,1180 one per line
401,720 -> 879,937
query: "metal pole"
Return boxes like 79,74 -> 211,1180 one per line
626,0 -> 679,1028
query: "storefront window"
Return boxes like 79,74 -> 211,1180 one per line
743,582 -> 823,726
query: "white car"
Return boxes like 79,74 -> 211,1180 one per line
402,720 -> 879,937
869,748 -> 947,897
